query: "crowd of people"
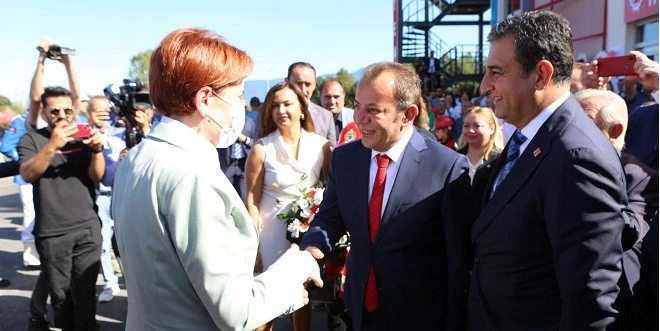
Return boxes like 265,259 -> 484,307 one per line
0,9 -> 657,331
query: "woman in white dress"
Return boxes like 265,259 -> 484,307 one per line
245,82 -> 331,331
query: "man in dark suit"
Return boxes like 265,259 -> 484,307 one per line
625,103 -> 658,171
425,50 -> 440,92
217,115 -> 257,200
301,62 -> 471,330
471,11 -> 628,330
622,51 -> 659,172
576,88 -> 659,329
286,62 -> 336,146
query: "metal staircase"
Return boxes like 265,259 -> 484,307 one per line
396,0 -> 490,89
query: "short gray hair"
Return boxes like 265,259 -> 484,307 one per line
574,89 -> 628,154
361,62 -> 421,111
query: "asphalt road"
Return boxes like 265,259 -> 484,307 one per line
0,176 -> 329,331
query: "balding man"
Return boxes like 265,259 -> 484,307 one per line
576,90 -> 628,154
576,89 -> 659,330
320,79 -> 354,140
301,62 -> 470,330
286,62 -> 336,146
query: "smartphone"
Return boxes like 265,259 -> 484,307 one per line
71,124 -> 92,140
597,55 -> 637,77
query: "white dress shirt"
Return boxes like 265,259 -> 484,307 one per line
467,156 -> 485,184
368,126 -> 414,217
518,91 -> 570,156
490,92 -> 570,195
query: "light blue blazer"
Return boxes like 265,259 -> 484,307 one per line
112,118 -> 309,330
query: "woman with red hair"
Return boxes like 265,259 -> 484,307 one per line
111,28 -> 322,331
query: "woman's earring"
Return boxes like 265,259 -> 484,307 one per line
301,114 -> 305,121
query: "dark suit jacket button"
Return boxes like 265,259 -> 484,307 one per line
474,256 -> 480,262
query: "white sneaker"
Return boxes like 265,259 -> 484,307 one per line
23,242 -> 41,269
98,285 -> 120,303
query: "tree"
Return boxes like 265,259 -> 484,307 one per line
128,50 -> 153,84
310,75 -> 327,105
8,101 -> 26,113
457,52 -> 478,75
0,95 -> 24,113
311,68 -> 359,108
335,68 -> 357,108
0,95 -> 10,108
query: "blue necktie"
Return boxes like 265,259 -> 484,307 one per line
231,142 -> 244,159
492,130 -> 527,193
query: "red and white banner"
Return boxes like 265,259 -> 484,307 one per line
625,0 -> 659,23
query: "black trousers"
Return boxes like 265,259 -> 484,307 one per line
29,271 -> 49,320
35,222 -> 101,331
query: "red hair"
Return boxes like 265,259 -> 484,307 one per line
149,28 -> 254,117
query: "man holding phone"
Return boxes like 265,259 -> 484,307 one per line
18,86 -> 105,330
581,52 -> 654,113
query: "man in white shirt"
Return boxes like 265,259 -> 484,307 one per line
301,62 -> 470,330
320,78 -> 354,141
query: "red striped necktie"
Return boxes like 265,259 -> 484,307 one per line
365,154 -> 390,312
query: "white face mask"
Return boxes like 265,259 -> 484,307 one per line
207,92 -> 246,148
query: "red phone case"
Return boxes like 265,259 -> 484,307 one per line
71,124 -> 92,139
597,55 -> 637,77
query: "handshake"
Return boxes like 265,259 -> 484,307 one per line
296,244 -> 324,307
271,244 -> 325,310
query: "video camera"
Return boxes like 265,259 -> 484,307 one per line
103,79 -> 151,118
103,79 -> 152,148
36,44 -> 76,61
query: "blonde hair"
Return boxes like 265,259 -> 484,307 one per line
457,106 -> 503,160
414,95 -> 430,131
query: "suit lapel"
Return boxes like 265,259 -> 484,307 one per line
471,136 -> 551,239
354,144 -> 372,241
374,131 -> 427,247
471,96 -> 579,240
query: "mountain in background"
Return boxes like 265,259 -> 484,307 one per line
245,67 -> 365,101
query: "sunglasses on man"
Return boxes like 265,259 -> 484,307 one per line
49,108 -> 74,116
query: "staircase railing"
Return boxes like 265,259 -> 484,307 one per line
439,44 -> 488,77
401,26 -> 451,60
399,0 -> 488,89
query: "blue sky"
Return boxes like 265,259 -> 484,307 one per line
0,0 -> 490,103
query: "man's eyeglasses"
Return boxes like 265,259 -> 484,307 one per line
49,108 -> 74,116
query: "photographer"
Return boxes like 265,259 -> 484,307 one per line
24,37 -> 84,330
622,51 -> 659,172
19,86 -> 105,331
27,37 -> 82,129
104,80 -> 152,149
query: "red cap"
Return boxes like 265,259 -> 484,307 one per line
434,115 -> 453,130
